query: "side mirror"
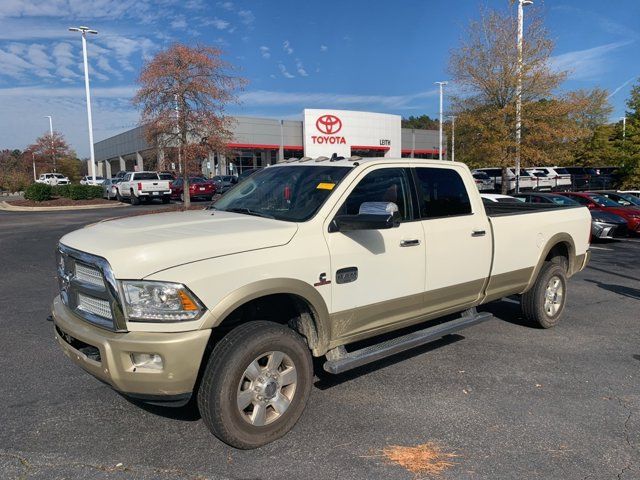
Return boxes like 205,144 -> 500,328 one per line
330,202 -> 401,232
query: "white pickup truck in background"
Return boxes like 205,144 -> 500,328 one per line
116,171 -> 171,204
53,158 -> 590,449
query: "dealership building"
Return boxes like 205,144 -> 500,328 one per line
94,109 -> 446,177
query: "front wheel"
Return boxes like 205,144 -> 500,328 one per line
521,261 -> 567,328
197,321 -> 313,449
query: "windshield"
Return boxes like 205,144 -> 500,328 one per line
190,177 -> 207,184
614,193 -> 640,206
549,195 -> 579,205
212,165 -> 351,222
588,193 -> 620,207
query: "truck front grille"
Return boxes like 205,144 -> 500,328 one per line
57,244 -> 126,331
75,263 -> 105,288
77,293 -> 113,319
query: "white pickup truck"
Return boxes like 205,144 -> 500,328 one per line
116,171 -> 171,204
52,158 -> 590,449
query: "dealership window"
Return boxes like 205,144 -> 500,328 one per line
283,149 -> 303,160
350,148 -> 386,158
414,168 -> 472,218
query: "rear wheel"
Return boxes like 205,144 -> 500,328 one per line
198,321 -> 313,449
116,189 -> 123,202
162,195 -> 170,204
130,191 -> 140,205
521,261 -> 567,328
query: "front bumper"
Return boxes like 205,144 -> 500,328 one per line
592,221 -> 628,239
52,296 -> 211,403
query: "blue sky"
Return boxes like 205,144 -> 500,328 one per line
0,0 -> 638,157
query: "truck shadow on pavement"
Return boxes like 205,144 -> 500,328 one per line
584,278 -> 640,300
119,394 -> 202,422
478,298 -> 533,328
313,334 -> 464,390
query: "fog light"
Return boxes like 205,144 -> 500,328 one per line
131,353 -> 163,370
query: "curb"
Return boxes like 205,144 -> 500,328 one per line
0,201 -> 131,212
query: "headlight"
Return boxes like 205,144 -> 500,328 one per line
121,281 -> 204,322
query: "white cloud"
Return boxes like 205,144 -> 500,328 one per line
320,44 -> 328,52
0,85 -> 140,156
52,42 -> 79,79
239,88 -> 439,109
218,1 -> 234,11
171,16 -> 187,29
238,10 -> 254,25
295,59 -> 308,77
259,46 -> 270,59
277,63 -> 294,79
283,40 -> 293,55
550,41 -> 632,80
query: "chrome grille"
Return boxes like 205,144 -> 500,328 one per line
77,293 -> 113,319
75,263 -> 105,288
57,244 -> 126,331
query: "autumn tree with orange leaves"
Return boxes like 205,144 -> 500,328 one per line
134,43 -> 246,208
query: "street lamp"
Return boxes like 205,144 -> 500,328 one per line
435,81 -> 448,161
449,115 -> 456,162
621,116 -> 627,143
68,26 -> 98,183
515,0 -> 533,193
44,115 -> 54,171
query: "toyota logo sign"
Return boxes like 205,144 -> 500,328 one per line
316,115 -> 342,135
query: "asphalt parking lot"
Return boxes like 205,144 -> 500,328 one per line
1,206 -> 639,480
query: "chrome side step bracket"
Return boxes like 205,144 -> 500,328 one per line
322,308 -> 492,375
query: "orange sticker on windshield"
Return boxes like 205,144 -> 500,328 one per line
317,182 -> 335,190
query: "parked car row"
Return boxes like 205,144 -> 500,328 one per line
101,171 -> 246,205
473,166 -> 621,194
480,190 -> 640,240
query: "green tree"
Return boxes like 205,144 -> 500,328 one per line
402,115 -> 439,130
620,78 -> 640,188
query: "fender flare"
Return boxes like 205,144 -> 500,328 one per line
523,233 -> 576,293
203,278 -> 331,356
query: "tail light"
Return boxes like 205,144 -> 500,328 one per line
137,182 -> 142,190
284,185 -> 291,201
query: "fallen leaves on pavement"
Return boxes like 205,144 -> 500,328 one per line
372,442 -> 458,477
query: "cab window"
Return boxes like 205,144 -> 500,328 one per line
414,168 -> 472,218
338,168 -> 413,221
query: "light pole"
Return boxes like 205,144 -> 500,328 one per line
449,115 -> 456,162
621,116 -> 627,143
32,152 -> 37,181
435,81 -> 448,160
515,0 -> 533,193
44,115 -> 55,171
68,26 -> 98,183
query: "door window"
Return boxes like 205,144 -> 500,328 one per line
414,168 -> 472,218
338,168 -> 413,221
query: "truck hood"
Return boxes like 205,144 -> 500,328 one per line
60,209 -> 298,278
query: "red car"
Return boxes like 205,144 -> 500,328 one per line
559,192 -> 640,235
170,177 -> 217,202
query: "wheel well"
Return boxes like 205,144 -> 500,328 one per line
211,294 -> 320,354
545,242 -> 570,271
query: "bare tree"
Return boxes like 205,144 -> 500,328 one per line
133,43 -> 246,208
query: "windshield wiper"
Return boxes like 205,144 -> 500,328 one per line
224,207 -> 275,219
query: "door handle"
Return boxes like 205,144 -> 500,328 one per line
471,230 -> 486,237
400,239 -> 421,247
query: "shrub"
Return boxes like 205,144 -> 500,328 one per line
67,184 -> 103,200
52,184 -> 71,198
24,183 -> 52,202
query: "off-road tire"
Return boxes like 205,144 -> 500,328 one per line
130,191 -> 140,205
521,261 -> 567,328
197,321 -> 313,449
162,195 -> 170,204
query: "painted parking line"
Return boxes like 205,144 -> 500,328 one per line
589,246 -> 613,251
618,238 -> 640,243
